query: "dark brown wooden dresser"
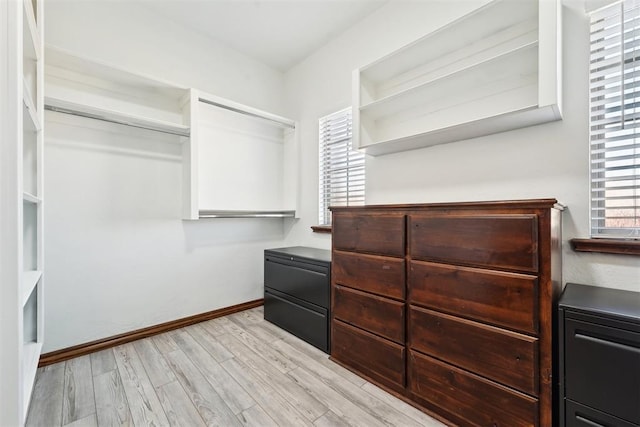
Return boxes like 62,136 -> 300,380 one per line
330,199 -> 564,427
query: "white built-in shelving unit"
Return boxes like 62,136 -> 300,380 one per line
1,0 -> 44,424
353,0 -> 562,155
187,90 -> 299,220
44,47 -> 298,221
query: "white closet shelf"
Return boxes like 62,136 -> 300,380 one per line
361,104 -> 558,156
360,0 -> 538,84
46,47 -> 188,100
21,271 -> 41,307
360,42 -> 538,120
23,192 -> 42,204
22,0 -> 40,61
198,210 -> 296,219
45,97 -> 191,137
352,0 -> 561,155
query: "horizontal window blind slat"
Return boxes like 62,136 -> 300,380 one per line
319,107 -> 364,224
590,0 -> 640,238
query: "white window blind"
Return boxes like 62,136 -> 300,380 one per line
590,0 -> 640,238
319,107 -> 365,225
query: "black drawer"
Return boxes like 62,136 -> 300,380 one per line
264,255 -> 329,309
565,318 -> 640,424
264,288 -> 328,352
566,400 -> 638,427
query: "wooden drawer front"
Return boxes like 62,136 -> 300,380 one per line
333,285 -> 404,343
332,214 -> 405,257
332,320 -> 405,389
409,214 -> 539,273
332,251 -> 405,300
409,260 -> 538,334
409,306 -> 538,396
409,351 -> 538,427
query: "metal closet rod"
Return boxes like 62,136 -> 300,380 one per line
198,210 -> 296,218
198,98 -> 295,129
44,104 -> 191,137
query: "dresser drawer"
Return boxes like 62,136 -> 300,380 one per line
333,213 -> 405,257
409,306 -> 538,396
333,250 -> 405,300
409,260 -> 538,334
408,351 -> 538,427
332,320 -> 405,390
565,318 -> 640,424
409,214 -> 539,273
333,285 -> 404,343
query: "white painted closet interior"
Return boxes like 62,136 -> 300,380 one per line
45,47 -> 299,221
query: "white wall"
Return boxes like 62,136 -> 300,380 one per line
283,0 -> 639,292
43,1 -> 287,352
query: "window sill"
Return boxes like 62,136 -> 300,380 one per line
570,238 -> 640,256
311,225 -> 332,234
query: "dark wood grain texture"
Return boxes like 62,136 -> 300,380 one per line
333,285 -> 405,344
409,306 -> 539,395
39,299 -> 264,367
408,351 -> 539,427
570,238 -> 640,256
329,199 -> 563,427
331,320 -> 405,390
409,214 -> 539,273
333,250 -> 405,300
332,213 -> 405,257
409,260 -> 539,334
310,225 -> 332,234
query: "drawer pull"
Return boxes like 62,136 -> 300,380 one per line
575,332 -> 640,354
575,414 -> 606,427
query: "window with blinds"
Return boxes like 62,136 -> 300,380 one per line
590,0 -> 640,238
318,107 -> 365,225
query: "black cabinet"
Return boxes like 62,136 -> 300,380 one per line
559,283 -> 640,427
264,247 -> 331,353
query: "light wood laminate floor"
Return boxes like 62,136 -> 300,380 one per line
26,306 -> 445,427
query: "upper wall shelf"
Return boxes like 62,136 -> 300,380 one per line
353,0 -> 562,156
45,47 -> 190,134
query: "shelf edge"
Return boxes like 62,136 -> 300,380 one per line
45,97 -> 191,137
21,270 -> 42,307
22,192 -> 42,204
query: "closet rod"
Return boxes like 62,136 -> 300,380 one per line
198,98 -> 295,129
44,104 -> 191,137
198,210 -> 296,218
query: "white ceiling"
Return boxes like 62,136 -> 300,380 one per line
142,0 -> 388,72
